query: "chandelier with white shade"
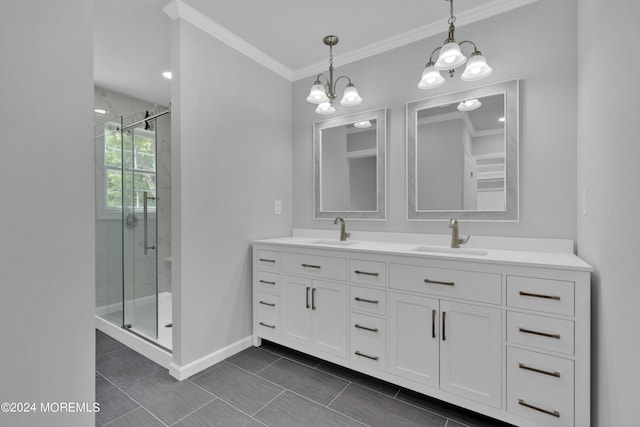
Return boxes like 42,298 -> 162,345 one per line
418,0 -> 493,90
307,35 -> 363,115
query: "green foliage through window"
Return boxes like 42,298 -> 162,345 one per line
104,123 -> 156,210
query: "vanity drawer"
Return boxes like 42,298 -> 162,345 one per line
389,263 -> 501,304
350,312 -> 386,370
282,252 -> 347,281
255,292 -> 279,339
507,275 -> 574,316
349,259 -> 387,287
255,271 -> 280,293
507,347 -> 574,427
507,311 -> 574,355
350,286 -> 386,316
256,249 -> 281,271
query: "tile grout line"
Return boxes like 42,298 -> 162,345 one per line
282,388 -> 370,427
167,397 -> 220,426
251,389 -> 287,417
97,373 -> 170,427
326,381 -> 352,407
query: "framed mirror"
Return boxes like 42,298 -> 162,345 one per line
407,79 -> 518,221
314,108 -> 387,220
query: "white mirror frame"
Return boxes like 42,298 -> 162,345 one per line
407,79 -> 519,221
314,108 -> 387,220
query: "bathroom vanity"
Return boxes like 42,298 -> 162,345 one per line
252,234 -> 591,427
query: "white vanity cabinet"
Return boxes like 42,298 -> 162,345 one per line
252,239 -> 591,427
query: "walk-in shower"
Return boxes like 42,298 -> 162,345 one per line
94,91 -> 172,360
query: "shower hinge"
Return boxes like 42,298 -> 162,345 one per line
123,324 -> 132,329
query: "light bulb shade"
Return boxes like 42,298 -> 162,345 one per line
315,102 -> 336,115
306,83 -> 329,104
461,54 -> 493,81
457,99 -> 482,111
418,65 -> 445,89
434,42 -> 467,70
340,84 -> 363,106
354,120 -> 372,129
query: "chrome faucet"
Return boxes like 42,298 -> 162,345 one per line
449,219 -> 470,248
334,217 -> 351,241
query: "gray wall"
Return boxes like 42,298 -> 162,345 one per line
0,1 -> 95,426
293,0 -> 578,239
171,20 -> 292,367
577,0 -> 640,425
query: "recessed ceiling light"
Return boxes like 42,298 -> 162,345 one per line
498,117 -> 506,122
162,71 -> 172,80
94,108 -> 107,115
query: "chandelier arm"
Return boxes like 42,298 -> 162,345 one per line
428,46 -> 442,65
333,75 -> 352,92
458,40 -> 480,54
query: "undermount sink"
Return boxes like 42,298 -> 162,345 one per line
411,246 -> 489,256
308,240 -> 360,246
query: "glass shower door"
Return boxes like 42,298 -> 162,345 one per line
122,121 -> 158,339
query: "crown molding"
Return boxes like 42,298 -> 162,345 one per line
292,0 -> 540,81
163,0 -> 538,83
163,0 -> 293,81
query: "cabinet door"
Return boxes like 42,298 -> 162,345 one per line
280,275 -> 313,347
312,280 -> 348,358
440,300 -> 502,408
389,292 -> 439,388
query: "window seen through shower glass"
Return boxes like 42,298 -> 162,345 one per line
104,122 -> 156,210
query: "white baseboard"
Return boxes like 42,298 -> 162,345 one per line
169,335 -> 253,380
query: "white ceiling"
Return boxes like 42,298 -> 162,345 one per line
94,0 -> 535,106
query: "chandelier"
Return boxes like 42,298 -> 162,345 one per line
306,35 -> 363,115
418,0 -> 493,90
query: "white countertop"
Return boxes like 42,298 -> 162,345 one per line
254,236 -> 593,272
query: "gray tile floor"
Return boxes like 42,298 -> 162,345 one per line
96,330 -> 513,427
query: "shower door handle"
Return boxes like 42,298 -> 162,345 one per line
143,191 -> 156,255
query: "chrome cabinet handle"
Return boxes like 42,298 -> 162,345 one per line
354,297 -> 379,304
312,288 -> 316,310
518,399 -> 560,418
354,270 -> 379,277
518,363 -> 560,378
259,279 -> 276,285
519,291 -> 561,300
301,263 -> 321,269
354,324 -> 378,333
143,191 -> 156,255
259,258 -> 276,263
518,327 -> 561,339
442,311 -> 447,341
259,322 -> 275,329
432,309 -> 436,339
306,287 -> 310,309
259,301 -> 275,307
424,278 -> 455,286
355,351 -> 379,361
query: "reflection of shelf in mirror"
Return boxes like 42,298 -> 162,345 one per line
346,148 -> 377,159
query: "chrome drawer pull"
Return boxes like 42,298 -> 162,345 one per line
442,311 -> 447,341
354,297 -> 379,305
301,263 -> 321,269
355,270 -> 379,277
259,279 -> 276,285
519,291 -> 561,300
355,351 -> 379,361
354,324 -> 378,333
518,399 -> 560,418
518,327 -> 561,339
312,288 -> 316,310
259,258 -> 276,263
518,363 -> 560,378
424,278 -> 455,286
259,301 -> 275,307
306,287 -> 310,309
259,322 -> 275,329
